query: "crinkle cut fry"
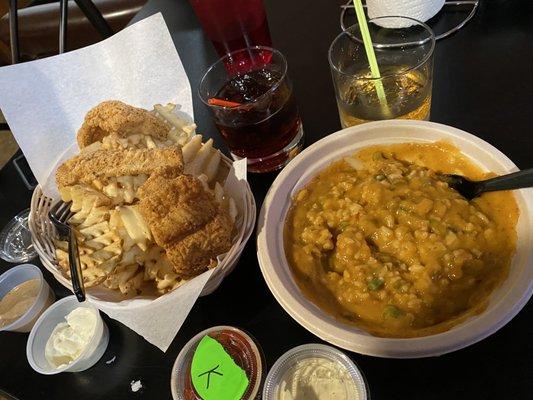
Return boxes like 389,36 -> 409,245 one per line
56,146 -> 183,188
77,100 -> 171,148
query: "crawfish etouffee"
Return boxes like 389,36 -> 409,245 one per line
285,142 -> 519,337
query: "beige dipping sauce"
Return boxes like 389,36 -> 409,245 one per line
278,358 -> 359,400
0,279 -> 40,327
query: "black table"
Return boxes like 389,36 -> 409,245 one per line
1,0 -> 532,399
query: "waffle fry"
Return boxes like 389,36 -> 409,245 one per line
152,103 -> 197,142
117,205 -> 152,251
103,264 -> 144,294
183,136 -> 222,183
143,245 -> 184,292
101,175 -> 148,205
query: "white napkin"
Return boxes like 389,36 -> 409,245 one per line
367,0 -> 445,27
0,13 -> 237,352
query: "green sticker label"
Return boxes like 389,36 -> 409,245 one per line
191,335 -> 249,400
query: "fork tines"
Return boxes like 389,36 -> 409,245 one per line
49,201 -> 73,224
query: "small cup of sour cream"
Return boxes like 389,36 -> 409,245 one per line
26,295 -> 109,374
263,344 -> 369,400
0,263 -> 55,333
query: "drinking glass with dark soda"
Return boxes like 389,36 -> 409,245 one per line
199,47 -> 304,173
188,0 -> 272,57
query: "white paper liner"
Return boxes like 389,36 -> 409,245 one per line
90,271 -> 216,353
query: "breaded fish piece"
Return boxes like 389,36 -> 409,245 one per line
77,100 -> 170,148
56,146 -> 183,188
137,174 -> 234,277
165,212 -> 234,278
137,174 -> 218,246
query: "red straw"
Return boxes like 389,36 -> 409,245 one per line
208,98 -> 242,107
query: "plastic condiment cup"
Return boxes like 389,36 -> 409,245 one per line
0,209 -> 38,263
0,263 -> 55,333
26,295 -> 109,374
263,344 -> 368,400
171,326 -> 265,400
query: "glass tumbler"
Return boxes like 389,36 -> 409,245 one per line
199,46 -> 304,173
329,16 -> 435,127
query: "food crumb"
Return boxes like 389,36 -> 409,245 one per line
105,356 -> 116,364
130,380 -> 143,392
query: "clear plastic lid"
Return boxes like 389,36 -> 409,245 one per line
0,209 -> 37,263
263,344 -> 368,400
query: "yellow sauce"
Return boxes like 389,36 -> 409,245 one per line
285,142 -> 519,337
0,279 -> 40,328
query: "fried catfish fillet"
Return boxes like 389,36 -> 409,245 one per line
138,174 -> 234,278
56,146 -> 183,188
137,174 -> 218,246
77,100 -> 170,148
165,212 -> 234,278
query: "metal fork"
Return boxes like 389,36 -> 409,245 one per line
49,201 -> 86,302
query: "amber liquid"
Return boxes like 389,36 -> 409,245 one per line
336,66 -> 431,127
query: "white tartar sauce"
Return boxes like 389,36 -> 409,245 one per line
45,307 -> 97,368
278,357 -> 359,400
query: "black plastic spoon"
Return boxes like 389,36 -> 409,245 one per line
439,168 -> 533,200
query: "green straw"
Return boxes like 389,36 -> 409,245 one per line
352,0 -> 391,116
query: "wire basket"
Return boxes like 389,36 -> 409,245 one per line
28,153 -> 256,299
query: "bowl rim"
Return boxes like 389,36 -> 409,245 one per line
256,119 -> 533,358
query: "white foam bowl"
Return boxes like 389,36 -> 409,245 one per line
0,264 -> 55,333
257,120 -> 533,358
26,295 -> 109,374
